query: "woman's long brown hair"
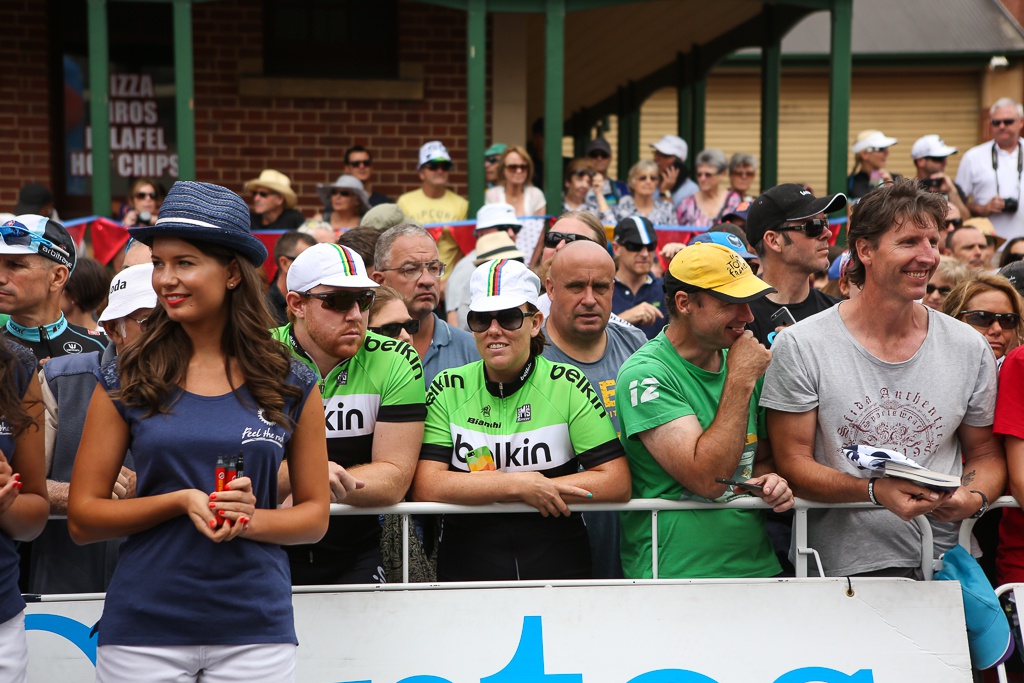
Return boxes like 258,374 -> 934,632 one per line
116,240 -> 302,425
0,343 -> 33,436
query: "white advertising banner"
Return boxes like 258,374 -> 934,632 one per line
26,579 -> 972,682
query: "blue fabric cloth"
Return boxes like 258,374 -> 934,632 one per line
0,340 -> 36,622
612,276 -> 665,340
94,359 -> 316,646
422,312 -> 477,386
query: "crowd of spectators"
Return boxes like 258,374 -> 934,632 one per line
3,96 -> 1024,678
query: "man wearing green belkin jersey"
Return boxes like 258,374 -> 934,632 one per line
616,242 -> 794,579
273,242 -> 426,585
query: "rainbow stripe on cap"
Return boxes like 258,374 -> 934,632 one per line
328,243 -> 361,276
486,258 -> 510,296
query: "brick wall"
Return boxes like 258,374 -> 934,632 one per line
0,0 -> 51,212
193,0 -> 476,216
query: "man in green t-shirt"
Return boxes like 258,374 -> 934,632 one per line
616,242 -> 794,579
273,242 -> 426,584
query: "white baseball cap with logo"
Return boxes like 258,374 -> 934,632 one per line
470,258 -> 540,312
911,134 -> 958,160
418,141 -> 452,168
650,135 -> 689,161
475,203 -> 522,234
287,243 -> 379,292
98,263 -> 158,323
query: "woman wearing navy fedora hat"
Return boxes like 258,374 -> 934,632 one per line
68,181 -> 355,682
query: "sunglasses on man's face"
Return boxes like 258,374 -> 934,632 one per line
369,319 -> 420,338
301,289 -> 376,313
252,190 -> 277,199
960,310 -> 1021,328
773,218 -> 829,239
544,231 -> 592,249
347,159 -> 372,168
926,284 -> 952,297
588,151 -> 610,160
484,156 -> 500,165
467,307 -> 527,333
425,162 -> 452,172
992,119 -> 1019,128
621,241 -> 652,253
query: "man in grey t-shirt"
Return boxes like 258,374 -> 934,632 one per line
760,179 -> 1005,577
541,240 -> 646,578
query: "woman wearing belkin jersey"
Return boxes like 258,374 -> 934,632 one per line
68,182 -> 339,682
413,259 -> 631,581
0,338 -> 48,681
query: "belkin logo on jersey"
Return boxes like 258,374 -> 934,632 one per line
516,404 -> 531,423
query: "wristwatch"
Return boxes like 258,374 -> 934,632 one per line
969,490 -> 989,519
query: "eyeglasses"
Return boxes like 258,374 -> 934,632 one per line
331,189 -> 354,198
467,307 -> 526,333
505,164 -> 529,173
544,231 -> 592,248
134,191 -> 157,200
378,260 -> 446,280
992,119 -> 1019,128
635,175 -> 658,182
695,171 -> 719,179
484,156 -> 500,165
252,190 -> 276,199
347,159 -> 372,168
369,319 -> 420,338
730,170 -> 755,178
961,310 -> 1021,328
300,289 -> 376,313
620,241 -> 652,252
425,162 -> 451,172
945,218 -> 963,230
588,152 -> 610,160
773,218 -> 829,239
925,284 -> 952,297
572,170 -> 594,179
128,313 -> 150,331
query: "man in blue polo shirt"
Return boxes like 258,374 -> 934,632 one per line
611,216 -> 664,340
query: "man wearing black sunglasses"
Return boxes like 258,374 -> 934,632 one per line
611,216 -> 664,339
272,243 -> 427,585
343,145 -> 391,207
744,183 -> 847,348
397,141 -> 470,287
958,97 -> 1024,240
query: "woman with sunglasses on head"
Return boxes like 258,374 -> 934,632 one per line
0,336 -> 49,681
68,181 -> 338,682
561,158 -> 615,227
728,153 -> 759,201
485,145 -> 547,258
313,174 -> 370,236
614,160 -> 678,225
923,256 -> 969,312
676,150 -> 742,227
120,178 -> 161,227
943,274 -> 1023,366
413,259 -> 631,581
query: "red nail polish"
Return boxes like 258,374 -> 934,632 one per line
240,516 -> 249,525
209,520 -> 217,528
13,482 -> 21,490
217,510 -> 225,517
209,493 -> 217,500
11,474 -> 20,481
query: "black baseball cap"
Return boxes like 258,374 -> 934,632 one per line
614,216 -> 656,246
745,184 -> 847,247
1000,261 -> 1024,299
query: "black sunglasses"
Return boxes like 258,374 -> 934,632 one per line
961,310 -> 1021,328
467,308 -> 526,333
621,241 -> 653,252
992,119 -> 1018,128
773,218 -> 829,239
588,151 -> 610,159
347,159 -> 372,168
945,218 -> 963,230
134,191 -> 158,200
1005,253 -> 1024,264
425,162 -> 452,172
369,319 -> 420,338
544,231 -> 592,248
331,189 -> 354,197
926,284 -> 952,296
484,156 -> 501,165
301,289 -> 376,313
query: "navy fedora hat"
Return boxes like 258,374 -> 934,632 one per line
129,181 -> 268,266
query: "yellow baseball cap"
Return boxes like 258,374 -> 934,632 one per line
665,242 -> 776,303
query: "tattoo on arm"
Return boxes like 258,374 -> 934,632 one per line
962,470 -> 976,487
